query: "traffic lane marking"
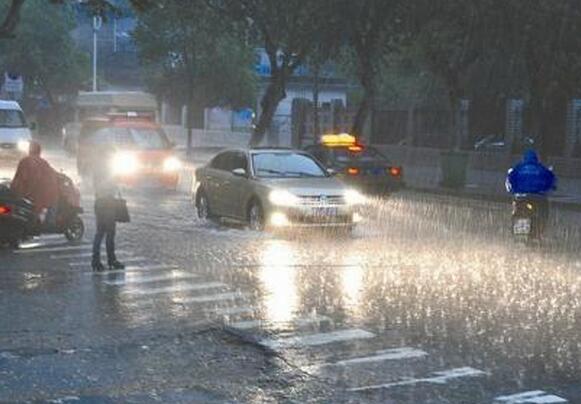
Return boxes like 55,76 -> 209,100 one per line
259,329 -> 375,350
122,281 -> 225,296
305,347 -> 429,372
102,272 -> 198,286
495,390 -> 568,403
174,292 -> 248,304
347,367 -> 487,392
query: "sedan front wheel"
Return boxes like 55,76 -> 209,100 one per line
248,201 -> 265,232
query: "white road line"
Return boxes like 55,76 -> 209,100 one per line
209,306 -> 256,316
229,314 -> 332,330
307,347 -> 428,371
91,265 -> 179,276
52,251 -> 130,259
348,367 -> 486,392
102,272 -> 198,286
175,291 -> 248,304
260,329 -> 375,350
495,391 -> 568,403
123,281 -> 225,296
69,257 -> 146,267
15,245 -> 90,254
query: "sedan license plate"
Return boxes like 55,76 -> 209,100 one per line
513,218 -> 531,235
312,207 -> 338,217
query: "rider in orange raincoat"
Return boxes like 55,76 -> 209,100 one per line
11,141 -> 59,216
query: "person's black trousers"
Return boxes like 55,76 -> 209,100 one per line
92,198 -> 117,265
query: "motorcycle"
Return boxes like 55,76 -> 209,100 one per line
0,174 -> 84,249
511,194 -> 548,244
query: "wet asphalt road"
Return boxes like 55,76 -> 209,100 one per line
2,151 -> 581,403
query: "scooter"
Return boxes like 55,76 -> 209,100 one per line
511,194 -> 547,244
0,175 -> 84,249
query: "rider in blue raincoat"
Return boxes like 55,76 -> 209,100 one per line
505,150 -> 557,195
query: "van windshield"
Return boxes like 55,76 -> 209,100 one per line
0,110 -> 26,128
84,126 -> 170,150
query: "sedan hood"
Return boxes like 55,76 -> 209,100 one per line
260,177 -> 349,196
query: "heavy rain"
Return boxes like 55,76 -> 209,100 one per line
2,1 -> 581,403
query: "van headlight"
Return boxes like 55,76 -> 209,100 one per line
269,190 -> 300,207
17,140 -> 30,153
163,156 -> 182,172
111,152 -> 140,176
344,189 -> 366,205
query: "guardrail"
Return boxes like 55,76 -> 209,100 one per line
376,145 -> 581,178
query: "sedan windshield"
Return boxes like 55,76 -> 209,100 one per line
252,152 -> 327,178
0,110 -> 26,128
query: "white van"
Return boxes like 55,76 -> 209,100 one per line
0,100 -> 33,160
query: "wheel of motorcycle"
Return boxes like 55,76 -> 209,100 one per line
64,216 -> 85,242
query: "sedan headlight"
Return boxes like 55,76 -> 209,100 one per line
163,156 -> 183,172
111,152 -> 140,176
17,140 -> 30,153
344,189 -> 366,205
269,190 -> 300,207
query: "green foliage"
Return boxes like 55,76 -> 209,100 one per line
0,0 -> 88,100
133,0 -> 256,110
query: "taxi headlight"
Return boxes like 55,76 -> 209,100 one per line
111,152 -> 139,175
163,156 -> 182,172
344,189 -> 366,205
269,190 -> 300,207
17,140 -> 30,153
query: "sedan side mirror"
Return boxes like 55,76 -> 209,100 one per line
327,168 -> 337,176
232,168 -> 247,177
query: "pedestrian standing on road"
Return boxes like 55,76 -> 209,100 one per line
92,146 -> 125,271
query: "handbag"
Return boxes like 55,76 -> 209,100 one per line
113,193 -> 130,223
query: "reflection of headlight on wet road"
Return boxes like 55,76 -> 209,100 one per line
163,156 -> 182,172
111,152 -> 140,176
269,190 -> 300,207
17,140 -> 30,153
345,189 -> 366,205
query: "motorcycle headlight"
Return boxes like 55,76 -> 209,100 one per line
344,189 -> 366,205
269,190 -> 300,207
111,152 -> 140,176
163,156 -> 182,172
17,140 -> 30,153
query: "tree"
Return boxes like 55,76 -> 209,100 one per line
0,0 -> 153,40
133,0 -> 256,153
0,0 -> 89,133
210,0 -> 335,146
337,0 -> 408,138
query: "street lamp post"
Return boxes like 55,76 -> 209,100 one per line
92,15 -> 102,92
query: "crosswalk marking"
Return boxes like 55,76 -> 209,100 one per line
123,281 -> 225,296
102,272 -> 198,286
90,264 -> 179,276
306,347 -> 429,372
348,367 -> 486,392
209,306 -> 256,316
69,257 -> 146,267
228,314 -> 332,331
495,391 -> 568,403
15,244 -> 90,254
259,329 -> 375,350
175,291 -> 248,304
52,251 -> 130,260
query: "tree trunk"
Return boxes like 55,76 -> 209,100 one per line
351,71 -> 375,138
313,63 -> 320,141
251,72 -> 286,146
0,0 -> 26,39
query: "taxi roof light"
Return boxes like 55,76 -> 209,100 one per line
321,133 -> 357,147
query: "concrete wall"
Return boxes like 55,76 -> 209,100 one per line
163,125 -> 251,149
